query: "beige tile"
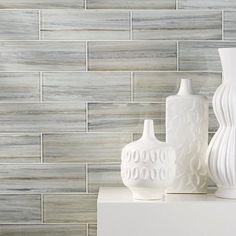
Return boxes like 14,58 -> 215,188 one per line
42,72 -> 130,101
0,164 -> 86,193
44,194 -> 97,223
43,133 -> 131,163
41,10 -> 130,40
88,224 -> 97,236
88,164 -> 123,193
88,41 -> 176,71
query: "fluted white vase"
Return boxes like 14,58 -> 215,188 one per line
166,79 -> 208,193
121,120 -> 176,200
208,48 -> 236,199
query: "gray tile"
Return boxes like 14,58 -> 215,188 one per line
0,103 -> 85,132
179,0 -> 236,9
0,0 -> 84,9
0,224 -> 86,236
42,72 -> 131,101
133,11 -> 222,40
87,0 -> 175,9
0,10 -> 38,40
0,195 -> 40,223
88,164 -> 123,193
0,134 -> 40,163
88,41 -> 177,71
209,104 -> 218,132
88,103 -> 165,132
0,164 -> 86,193
0,41 -> 85,71
88,224 -> 97,236
133,133 -> 166,142
179,41 -> 236,71
134,72 -> 222,102
43,133 -> 131,163
0,73 -> 40,101
224,11 -> 236,40
44,194 -> 97,223
41,10 -> 130,40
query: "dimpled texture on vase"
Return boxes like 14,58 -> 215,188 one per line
121,120 -> 176,200
166,79 -> 208,194
208,48 -> 236,199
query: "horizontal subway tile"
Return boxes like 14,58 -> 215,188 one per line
42,72 -> 131,101
0,224 -> 87,236
0,72 -> 40,101
43,133 -> 131,163
87,0 -> 175,9
0,195 -> 40,223
133,133 -> 166,142
44,194 -> 97,223
88,41 -> 177,71
133,11 -> 222,40
41,10 -> 129,40
179,0 -> 236,9
134,72 -> 222,102
179,41 -> 236,71
0,10 -> 38,40
88,103 -> 165,132
0,103 -> 85,132
88,164 -> 123,193
0,41 -> 85,71
0,164 -> 86,193
0,134 -> 40,163
88,224 -> 97,236
209,104 -> 218,132
0,0 -> 84,9
224,11 -> 236,40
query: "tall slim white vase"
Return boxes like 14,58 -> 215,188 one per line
166,79 -> 208,193
208,48 -> 236,199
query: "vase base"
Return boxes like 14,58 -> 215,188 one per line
215,187 -> 236,199
130,188 -> 164,200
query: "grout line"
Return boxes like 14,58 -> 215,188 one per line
176,41 -> 179,71
222,11 -> 224,40
85,41 -> 88,71
40,133 -> 43,163
130,11 -> 133,40
0,223 -> 97,225
130,72 -> 134,102
87,223 -> 89,236
84,0 -> 87,9
40,194 -> 44,223
38,10 -> 41,40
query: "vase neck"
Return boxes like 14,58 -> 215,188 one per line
177,79 -> 194,96
219,49 -> 236,84
141,120 -> 156,140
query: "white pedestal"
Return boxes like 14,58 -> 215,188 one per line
98,187 -> 236,236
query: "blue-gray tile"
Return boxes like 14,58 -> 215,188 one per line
0,41 -> 86,71
179,0 -> 236,9
88,41 -> 177,71
87,0 -> 175,9
88,103 -> 165,132
0,73 -> 40,101
0,10 -> 38,40
134,72 -> 222,102
0,134 -> 40,163
0,224 -> 87,236
41,10 -> 130,40
44,194 -> 97,223
42,72 -> 131,101
224,11 -> 236,40
133,11 -> 222,40
88,164 -> 123,193
43,133 -> 131,163
0,164 -> 86,193
0,103 -> 85,132
0,0 -> 84,9
179,41 -> 236,71
0,195 -> 40,223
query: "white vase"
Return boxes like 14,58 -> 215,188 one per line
208,48 -> 236,199
166,79 -> 208,193
121,120 -> 176,200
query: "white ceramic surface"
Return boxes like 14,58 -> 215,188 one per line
121,120 -> 176,200
208,48 -> 236,199
166,79 -> 208,193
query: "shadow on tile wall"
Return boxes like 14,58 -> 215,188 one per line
0,0 -> 234,234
